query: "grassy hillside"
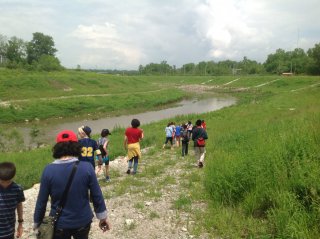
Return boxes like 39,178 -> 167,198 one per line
0,71 -> 319,238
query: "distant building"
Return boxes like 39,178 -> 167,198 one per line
282,72 -> 293,76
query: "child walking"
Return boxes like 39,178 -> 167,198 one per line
0,162 -> 25,239
97,129 -> 112,182
181,124 -> 189,157
78,125 -> 100,170
162,122 -> 174,149
124,119 -> 144,175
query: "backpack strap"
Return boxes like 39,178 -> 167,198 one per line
52,161 -> 79,225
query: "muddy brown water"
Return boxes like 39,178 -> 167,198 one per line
18,97 -> 236,146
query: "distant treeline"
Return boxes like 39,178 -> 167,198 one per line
138,44 -> 320,76
1,32 -> 319,75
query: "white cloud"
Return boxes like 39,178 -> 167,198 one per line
0,0 -> 319,69
69,22 -> 145,69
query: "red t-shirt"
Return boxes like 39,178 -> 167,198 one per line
125,127 -> 143,144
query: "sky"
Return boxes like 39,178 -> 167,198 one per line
1,0 -> 319,70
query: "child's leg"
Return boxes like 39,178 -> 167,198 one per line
185,142 -> 189,155
133,156 -> 139,174
127,158 -> 133,174
105,165 -> 110,180
182,142 -> 185,156
169,138 -> 173,150
163,137 -> 169,148
104,156 -> 110,180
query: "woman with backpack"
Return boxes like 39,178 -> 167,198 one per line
192,119 -> 208,168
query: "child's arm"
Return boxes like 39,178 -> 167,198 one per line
103,140 -> 109,156
16,202 -> 23,238
124,135 -> 128,149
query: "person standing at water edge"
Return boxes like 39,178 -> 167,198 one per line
192,119 -> 208,168
0,162 -> 25,239
33,130 -> 110,239
78,126 -> 100,169
124,119 -> 144,175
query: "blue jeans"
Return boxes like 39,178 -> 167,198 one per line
128,156 -> 139,173
54,223 -> 91,239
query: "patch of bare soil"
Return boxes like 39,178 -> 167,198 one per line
20,147 -> 212,239
178,84 -> 249,94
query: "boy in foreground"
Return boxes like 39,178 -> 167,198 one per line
0,162 -> 25,239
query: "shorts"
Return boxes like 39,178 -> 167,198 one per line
96,155 -> 110,165
102,156 -> 110,165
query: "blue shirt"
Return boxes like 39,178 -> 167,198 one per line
79,138 -> 98,168
34,158 -> 107,229
0,182 -> 25,238
175,125 -> 181,136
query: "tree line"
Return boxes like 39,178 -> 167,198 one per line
1,32 -> 319,75
0,32 -> 63,71
139,43 -> 320,76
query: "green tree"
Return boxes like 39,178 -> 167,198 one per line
307,42 -> 320,75
182,63 -> 195,75
0,34 -> 8,65
5,36 -> 26,67
138,64 -> 144,74
27,32 -> 57,64
264,49 -> 291,74
289,48 -> 309,74
160,60 -> 172,75
239,56 -> 264,74
35,55 -> 63,71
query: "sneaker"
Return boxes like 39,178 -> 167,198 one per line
106,176 -> 111,182
131,171 -> 137,175
126,169 -> 131,174
198,162 -> 204,168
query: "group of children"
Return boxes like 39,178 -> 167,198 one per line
162,120 -> 207,158
0,118 -> 207,239
77,125 -> 112,182
77,118 -> 144,181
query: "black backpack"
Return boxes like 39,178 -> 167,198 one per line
98,139 -> 107,156
182,129 -> 189,142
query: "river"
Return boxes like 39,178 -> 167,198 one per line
19,96 -> 236,146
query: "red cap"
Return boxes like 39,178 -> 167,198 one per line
56,130 -> 78,143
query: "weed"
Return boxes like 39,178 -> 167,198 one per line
173,195 -> 192,211
134,202 -> 144,210
149,211 -> 160,219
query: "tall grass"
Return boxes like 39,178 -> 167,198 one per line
202,85 -> 320,238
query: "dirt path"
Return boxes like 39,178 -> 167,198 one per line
20,147 -> 211,239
